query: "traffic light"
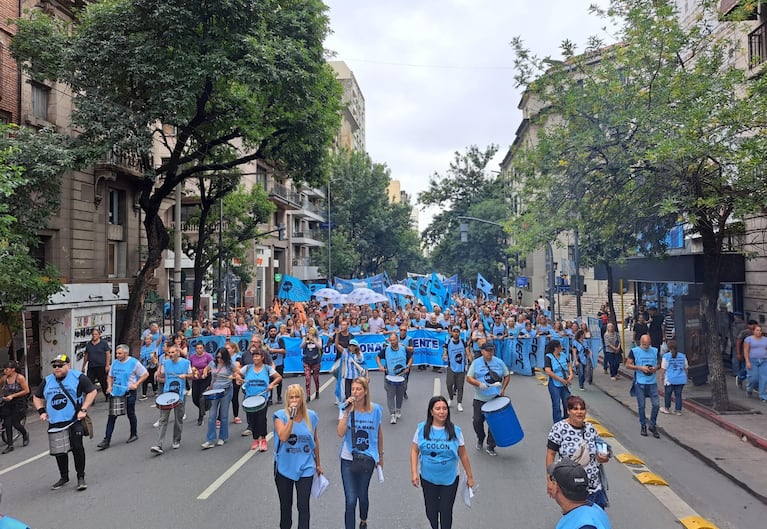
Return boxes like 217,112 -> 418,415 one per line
278,223 -> 286,241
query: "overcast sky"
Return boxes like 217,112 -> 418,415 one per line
323,0 -> 615,228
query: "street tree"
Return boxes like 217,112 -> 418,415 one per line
11,0 -> 341,346
182,175 -> 275,318
0,126 -> 67,337
419,145 -> 509,289
317,149 -> 423,279
510,0 -> 767,410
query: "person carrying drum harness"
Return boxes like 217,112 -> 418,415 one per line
97,344 -> 148,450
151,346 -> 192,455
466,341 -> 509,456
33,354 -> 97,491
443,326 -> 470,412
376,332 -> 413,424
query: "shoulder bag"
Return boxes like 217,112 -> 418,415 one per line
56,378 -> 93,439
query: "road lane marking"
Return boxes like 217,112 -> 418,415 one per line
433,377 -> 441,397
198,377 -> 338,500
0,451 -> 48,475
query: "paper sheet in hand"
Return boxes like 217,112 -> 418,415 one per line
376,464 -> 385,483
311,473 -> 329,499
460,472 -> 474,508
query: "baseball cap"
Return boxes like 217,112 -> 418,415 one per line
547,459 -> 588,501
349,339 -> 360,347
480,341 -> 495,351
51,354 -> 70,364
451,326 -> 461,331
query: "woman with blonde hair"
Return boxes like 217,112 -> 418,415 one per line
274,384 -> 321,529
337,377 -> 384,529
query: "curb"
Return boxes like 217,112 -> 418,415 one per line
603,358 -> 767,453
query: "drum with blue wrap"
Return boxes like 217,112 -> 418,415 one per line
203,389 -> 225,400
480,396 -> 524,447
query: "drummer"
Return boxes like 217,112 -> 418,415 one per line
151,346 -> 192,455
201,347 -> 235,449
466,341 -> 510,456
236,347 -> 282,451
97,344 -> 148,450
33,354 -> 97,491
376,332 -> 413,425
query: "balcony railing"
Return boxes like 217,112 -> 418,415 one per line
266,182 -> 302,206
293,228 -> 322,240
748,21 -> 767,69
97,145 -> 152,175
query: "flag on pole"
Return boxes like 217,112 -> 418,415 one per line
476,273 -> 493,294
276,274 -> 312,302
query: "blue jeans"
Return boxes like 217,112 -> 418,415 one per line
664,384 -> 684,412
206,386 -> 233,443
547,381 -> 570,423
105,390 -> 138,441
635,383 -> 659,428
747,358 -> 767,400
340,458 -> 374,529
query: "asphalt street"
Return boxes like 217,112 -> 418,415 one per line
1,370 -> 765,528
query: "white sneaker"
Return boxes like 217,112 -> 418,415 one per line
390,413 -> 397,424
659,407 -> 670,414
172,441 -> 181,449
182,414 -> 187,421
201,441 -> 215,450
395,410 -> 402,419
448,397 -> 455,408
216,439 -> 225,446
457,403 -> 464,412
241,429 -> 252,437
152,420 -> 160,428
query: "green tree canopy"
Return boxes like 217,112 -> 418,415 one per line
511,0 -> 767,410
316,150 -> 424,279
419,145 -> 510,291
11,0 -> 342,345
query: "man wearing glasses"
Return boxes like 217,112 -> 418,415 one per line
33,354 -> 97,491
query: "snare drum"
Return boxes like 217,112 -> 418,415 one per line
242,395 -> 267,413
480,396 -> 524,447
156,392 -> 181,410
109,395 -> 127,416
385,375 -> 405,386
48,424 -> 72,455
203,389 -> 225,400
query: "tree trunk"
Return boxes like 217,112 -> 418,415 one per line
698,225 -> 730,411
118,210 -> 170,351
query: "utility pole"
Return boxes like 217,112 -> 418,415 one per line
173,183 -> 182,334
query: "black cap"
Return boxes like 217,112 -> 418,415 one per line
547,459 -> 588,501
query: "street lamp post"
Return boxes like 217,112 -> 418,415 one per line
327,180 -> 332,286
457,215 -> 511,298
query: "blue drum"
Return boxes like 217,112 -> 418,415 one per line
481,396 -> 524,447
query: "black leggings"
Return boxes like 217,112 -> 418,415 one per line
421,476 -> 459,529
274,471 -> 312,529
231,382 -> 241,418
246,406 -> 268,438
142,366 -> 158,395
192,376 -> 211,418
55,422 -> 86,479
87,366 -> 109,398
2,408 -> 27,446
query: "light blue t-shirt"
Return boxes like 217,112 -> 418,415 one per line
273,409 -> 318,481
413,422 -> 463,486
163,358 -> 191,402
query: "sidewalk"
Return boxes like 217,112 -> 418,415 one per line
593,356 -> 767,503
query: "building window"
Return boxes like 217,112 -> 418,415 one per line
31,83 -> 50,121
108,189 -> 125,225
107,241 -> 126,278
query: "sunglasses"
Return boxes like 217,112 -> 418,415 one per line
51,363 -> 65,368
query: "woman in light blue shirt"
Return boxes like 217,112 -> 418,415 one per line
410,396 -> 475,529
274,384 -> 321,529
